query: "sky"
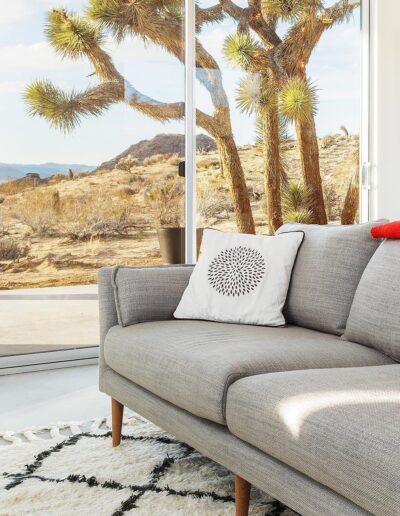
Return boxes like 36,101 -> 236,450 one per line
0,0 -> 361,165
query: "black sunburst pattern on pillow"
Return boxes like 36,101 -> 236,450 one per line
208,246 -> 266,297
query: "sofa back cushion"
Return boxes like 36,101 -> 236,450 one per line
276,221 -> 385,335
344,240 -> 400,362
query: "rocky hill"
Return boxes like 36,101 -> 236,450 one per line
97,133 -> 216,171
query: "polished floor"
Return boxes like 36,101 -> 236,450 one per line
0,364 -> 109,432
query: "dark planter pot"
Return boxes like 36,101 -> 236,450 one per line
157,227 -> 203,264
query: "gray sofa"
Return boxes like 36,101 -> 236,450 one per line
98,222 -> 400,516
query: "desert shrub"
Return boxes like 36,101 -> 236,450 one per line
116,154 -> 140,171
0,237 -> 29,260
13,189 -> 61,236
167,153 -> 181,166
0,219 -> 9,237
197,146 -> 211,156
196,158 -> 220,170
75,171 -> 91,179
129,173 -> 146,184
323,177 -> 342,221
62,190 -> 133,241
115,185 -> 137,197
48,174 -> 67,185
144,177 -> 184,227
143,153 -> 170,166
197,176 -> 233,223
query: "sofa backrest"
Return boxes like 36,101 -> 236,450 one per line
276,221 -> 385,335
344,239 -> 400,362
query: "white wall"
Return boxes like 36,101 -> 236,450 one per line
370,0 -> 400,220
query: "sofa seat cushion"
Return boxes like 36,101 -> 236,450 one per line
104,320 -> 393,425
226,365 -> 400,516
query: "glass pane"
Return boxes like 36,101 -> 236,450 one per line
195,0 -> 361,234
0,1 -> 185,357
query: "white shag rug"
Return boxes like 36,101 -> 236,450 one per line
0,414 -> 296,515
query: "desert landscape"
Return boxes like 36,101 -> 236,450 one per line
0,132 -> 359,290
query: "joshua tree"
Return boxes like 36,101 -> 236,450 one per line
222,0 -> 359,227
24,2 -> 255,234
341,149 -> 359,224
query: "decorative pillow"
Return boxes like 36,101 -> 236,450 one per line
276,221 -> 386,335
344,240 -> 400,362
371,221 -> 400,239
174,228 -> 304,326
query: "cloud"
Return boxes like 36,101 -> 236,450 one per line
0,1 -> 34,26
0,41 -> 86,72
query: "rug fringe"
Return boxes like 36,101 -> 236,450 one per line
0,414 -> 145,446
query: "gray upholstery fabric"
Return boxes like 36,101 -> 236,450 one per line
344,240 -> 400,362
226,365 -> 400,516
276,221 -> 385,335
101,368 -> 369,516
112,265 -> 194,326
97,267 -> 119,387
103,320 -> 393,425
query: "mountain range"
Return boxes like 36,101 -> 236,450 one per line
97,133 -> 216,171
0,133 -> 216,182
0,162 -> 96,182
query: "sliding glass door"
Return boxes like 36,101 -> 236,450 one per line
0,0 -> 185,365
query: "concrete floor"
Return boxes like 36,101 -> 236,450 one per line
0,365 -> 110,432
0,285 -> 99,354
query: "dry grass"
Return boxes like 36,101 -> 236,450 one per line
0,176 -> 40,197
0,134 -> 360,288
13,189 -> 61,236
61,190 -> 134,241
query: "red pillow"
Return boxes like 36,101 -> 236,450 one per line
371,221 -> 400,239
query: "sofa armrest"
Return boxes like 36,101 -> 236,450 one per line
98,267 -> 119,386
112,265 -> 194,326
97,265 -> 194,390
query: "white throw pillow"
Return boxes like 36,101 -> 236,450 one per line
174,228 -> 304,326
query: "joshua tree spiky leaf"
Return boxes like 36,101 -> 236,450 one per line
283,208 -> 312,223
262,0 -> 304,22
223,32 -> 260,70
235,74 -> 277,115
24,80 -> 112,132
46,9 -> 103,59
279,77 -> 318,122
282,180 -> 311,214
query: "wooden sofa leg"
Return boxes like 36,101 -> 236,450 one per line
112,398 -> 124,447
235,474 -> 251,516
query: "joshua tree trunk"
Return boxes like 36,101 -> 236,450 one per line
295,115 -> 327,225
215,134 -> 255,234
341,160 -> 359,225
262,104 -> 283,234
